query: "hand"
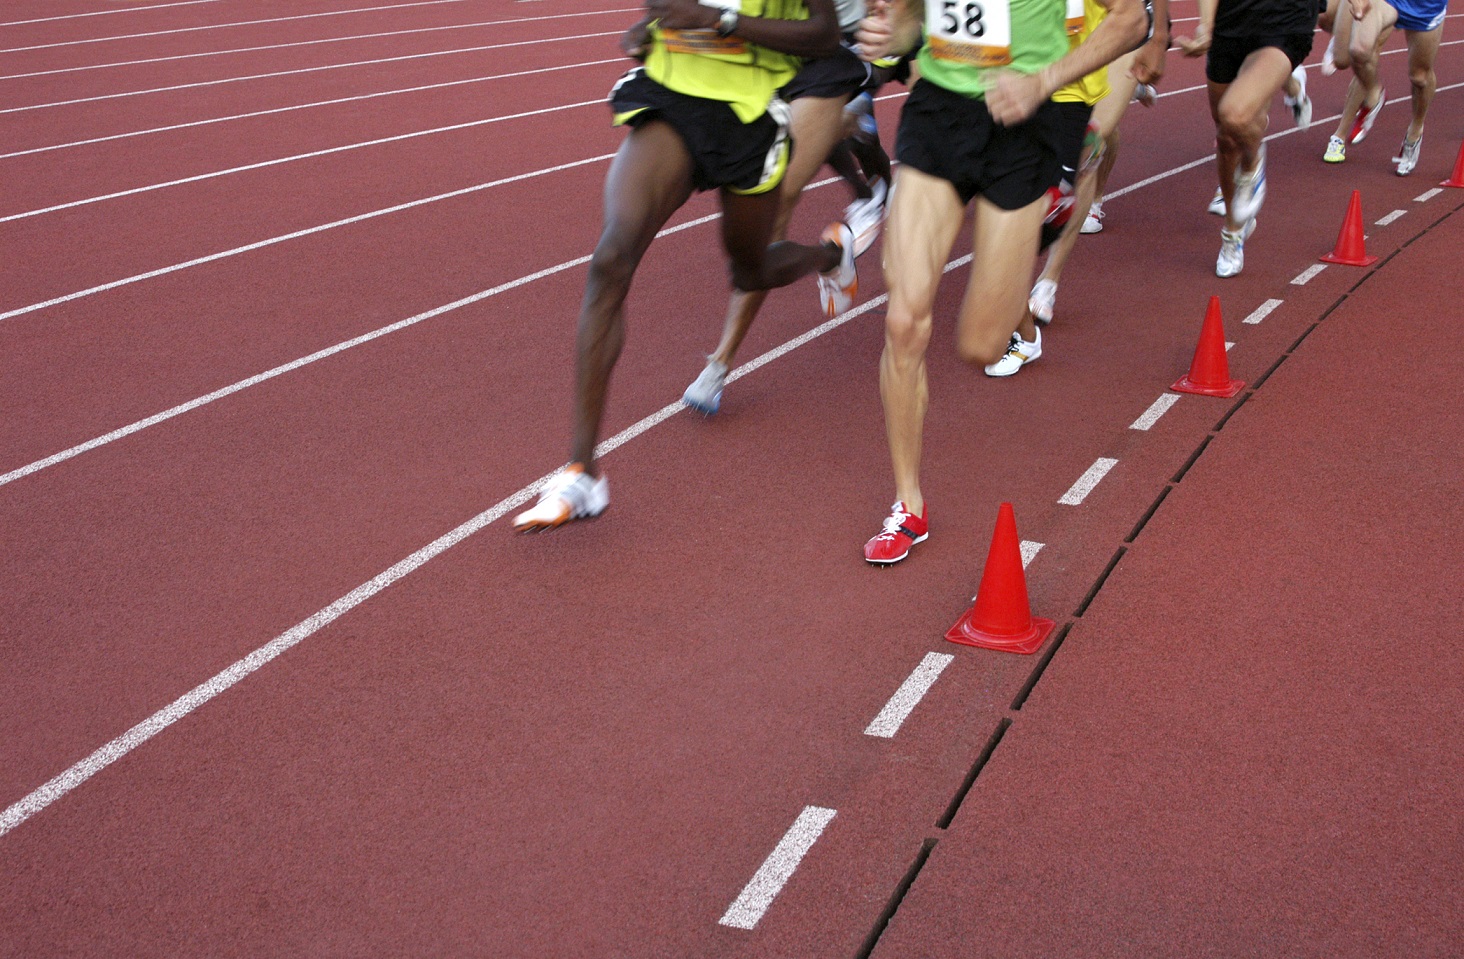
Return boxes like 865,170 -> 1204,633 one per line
855,0 -> 894,61
1174,23 -> 1210,57
1130,35 -> 1168,84
646,0 -> 718,30
985,70 -> 1047,127
621,20 -> 650,58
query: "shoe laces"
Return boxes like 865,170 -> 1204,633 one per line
875,505 -> 913,541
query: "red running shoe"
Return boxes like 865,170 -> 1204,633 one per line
1349,89 -> 1384,145
864,501 -> 929,564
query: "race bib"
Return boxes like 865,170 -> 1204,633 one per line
927,0 -> 1012,68
663,0 -> 748,55
1066,0 -> 1084,35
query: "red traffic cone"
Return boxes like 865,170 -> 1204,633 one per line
1443,139 -> 1464,188
946,503 -> 1054,655
1172,295 -> 1244,397
1320,190 -> 1379,266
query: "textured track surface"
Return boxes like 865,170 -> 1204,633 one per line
2,1 -> 1461,955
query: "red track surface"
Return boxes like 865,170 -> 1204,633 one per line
2,1 -> 1460,955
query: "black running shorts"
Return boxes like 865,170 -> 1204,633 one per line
779,42 -> 893,102
1040,100 -> 1095,250
1206,32 -> 1315,83
608,68 -> 790,195
895,79 -> 1063,210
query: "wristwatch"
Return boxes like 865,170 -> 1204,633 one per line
715,6 -> 740,37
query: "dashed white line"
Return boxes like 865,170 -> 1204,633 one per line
1243,298 -> 1283,325
1291,264 -> 1328,286
864,653 -> 954,738
1415,187 -> 1443,202
1225,341 -> 1235,351
1130,394 -> 1181,431
1020,540 -> 1044,568
719,807 -> 836,930
1376,209 -> 1407,226
1059,458 -> 1118,506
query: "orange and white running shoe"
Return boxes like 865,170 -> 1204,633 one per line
513,463 -> 609,531
817,221 -> 858,317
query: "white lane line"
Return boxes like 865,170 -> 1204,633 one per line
1415,187 -> 1443,202
0,264 -> 907,830
1020,540 -> 1044,568
1225,341 -> 1235,351
3,92 -> 606,218
0,30 -> 622,114
864,653 -> 954,738
1243,298 -> 1283,325
2,0 -> 227,25
0,2 -> 633,52
1376,209 -> 1407,226
1130,393 -> 1180,431
2,59 -> 619,162
1291,264 -> 1327,286
1059,458 -> 1118,506
719,807 -> 837,930
0,151 -> 612,323
0,177 -> 869,486
0,12 -> 631,80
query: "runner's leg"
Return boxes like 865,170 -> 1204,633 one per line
1403,24 -> 1442,141
1213,46 -> 1291,232
571,121 -> 696,471
956,194 -> 1048,360
879,166 -> 966,515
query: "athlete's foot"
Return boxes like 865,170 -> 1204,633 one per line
683,357 -> 729,415
1283,66 -> 1312,131
817,221 -> 858,317
1207,187 -> 1227,216
1394,133 -> 1423,176
1324,135 -> 1347,164
1229,146 -> 1267,224
1349,89 -> 1384,144
1321,35 -> 1338,76
513,464 -> 610,531
1080,200 -> 1104,234
984,329 -> 1042,377
1216,217 -> 1256,279
864,501 -> 929,565
1029,278 -> 1058,325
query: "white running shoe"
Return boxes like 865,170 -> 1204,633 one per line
1133,83 -> 1157,107
1029,278 -> 1058,326
1208,187 -> 1226,216
1216,218 -> 1256,279
683,358 -> 729,414
1394,135 -> 1423,176
513,464 -> 610,531
1229,146 -> 1267,224
843,177 -> 888,257
1283,66 -> 1312,131
817,221 -> 858,317
1321,35 -> 1339,76
1079,201 -> 1104,234
984,329 -> 1042,377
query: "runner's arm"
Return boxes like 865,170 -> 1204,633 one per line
986,0 -> 1150,124
1174,0 -> 1214,56
648,0 -> 842,58
1131,0 -> 1170,84
855,0 -> 924,62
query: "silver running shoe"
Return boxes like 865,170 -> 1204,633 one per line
683,358 -> 729,415
1229,146 -> 1267,224
1208,187 -> 1226,216
1394,135 -> 1423,177
1216,218 -> 1257,279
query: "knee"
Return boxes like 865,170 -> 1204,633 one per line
883,307 -> 932,362
1410,65 -> 1434,92
955,331 -> 1010,367
1215,102 -> 1254,140
587,231 -> 641,291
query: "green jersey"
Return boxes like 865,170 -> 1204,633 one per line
917,0 -> 1069,99
644,0 -> 810,123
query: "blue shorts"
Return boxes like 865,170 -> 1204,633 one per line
1391,0 -> 1446,31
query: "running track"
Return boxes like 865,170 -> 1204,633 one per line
2,1 -> 1461,955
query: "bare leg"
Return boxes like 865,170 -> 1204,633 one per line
1333,0 -> 1397,142
1211,46 -> 1291,232
1403,25 -> 1442,142
572,122 -> 696,471
958,195 -> 1048,355
706,95 -> 849,367
879,166 -> 965,515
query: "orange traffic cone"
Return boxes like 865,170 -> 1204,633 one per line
1172,295 -> 1244,397
1320,190 -> 1379,266
946,503 -> 1054,655
1443,139 -> 1464,188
